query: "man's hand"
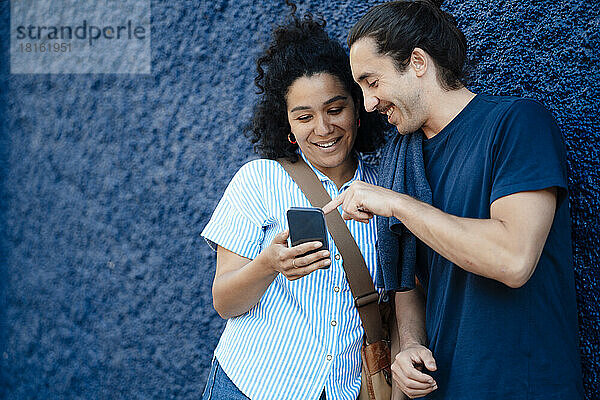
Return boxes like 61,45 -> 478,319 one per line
321,181 -> 396,223
392,344 -> 438,399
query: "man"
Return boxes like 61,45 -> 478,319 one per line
322,1 -> 583,399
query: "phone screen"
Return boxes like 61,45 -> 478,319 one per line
287,207 -> 329,263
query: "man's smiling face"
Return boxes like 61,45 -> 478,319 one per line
350,37 -> 427,135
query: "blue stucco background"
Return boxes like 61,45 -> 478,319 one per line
1,0 -> 598,399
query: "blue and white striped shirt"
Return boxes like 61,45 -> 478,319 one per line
201,152 -> 378,400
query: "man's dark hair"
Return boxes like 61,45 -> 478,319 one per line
348,0 -> 467,90
247,10 -> 386,162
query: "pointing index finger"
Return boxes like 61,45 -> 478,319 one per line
322,192 -> 345,215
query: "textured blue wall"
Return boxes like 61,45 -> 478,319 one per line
1,0 -> 598,399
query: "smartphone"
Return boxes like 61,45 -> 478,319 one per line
286,207 -> 329,267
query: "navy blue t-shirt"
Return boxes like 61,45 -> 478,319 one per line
416,94 -> 583,399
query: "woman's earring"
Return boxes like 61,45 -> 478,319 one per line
288,133 -> 297,144
357,118 -> 361,128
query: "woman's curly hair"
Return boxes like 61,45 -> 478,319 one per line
246,7 -> 386,162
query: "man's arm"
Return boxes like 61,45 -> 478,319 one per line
391,288 -> 437,399
322,182 -> 557,288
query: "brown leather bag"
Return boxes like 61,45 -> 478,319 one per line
358,299 -> 397,400
278,158 -> 394,400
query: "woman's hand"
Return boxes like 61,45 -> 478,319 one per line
212,230 -> 331,318
262,230 -> 331,280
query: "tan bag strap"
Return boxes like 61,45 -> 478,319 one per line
278,158 -> 384,344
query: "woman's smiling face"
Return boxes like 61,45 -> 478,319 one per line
286,73 -> 358,177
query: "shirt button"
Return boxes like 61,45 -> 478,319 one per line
331,320 -> 337,326
333,286 -> 340,293
326,354 -> 332,361
334,254 -> 341,260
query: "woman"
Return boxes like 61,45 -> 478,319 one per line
201,11 -> 385,400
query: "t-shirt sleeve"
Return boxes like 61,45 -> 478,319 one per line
201,161 -> 268,259
490,99 -> 569,206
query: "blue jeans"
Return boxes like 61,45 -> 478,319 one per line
202,358 -> 250,400
202,358 -> 326,400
